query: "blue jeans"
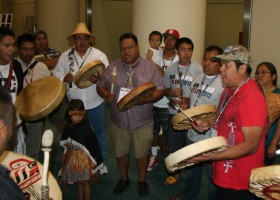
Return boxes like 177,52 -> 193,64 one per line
182,137 -> 217,200
87,102 -> 106,163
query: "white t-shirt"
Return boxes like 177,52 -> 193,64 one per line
145,47 -> 162,66
0,63 -> 18,104
16,57 -> 51,88
153,53 -> 179,108
0,62 -> 21,125
52,47 -> 109,110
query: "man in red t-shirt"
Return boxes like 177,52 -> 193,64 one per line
192,45 -> 267,200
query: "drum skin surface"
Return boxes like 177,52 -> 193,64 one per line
74,60 -> 105,89
117,82 -> 156,112
250,165 -> 280,200
0,151 -> 62,200
165,136 -> 227,172
15,76 -> 66,121
172,104 -> 217,130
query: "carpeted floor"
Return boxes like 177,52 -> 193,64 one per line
45,104 -> 210,200
48,132 -> 210,200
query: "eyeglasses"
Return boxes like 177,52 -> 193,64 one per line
120,45 -> 137,52
255,71 -> 271,76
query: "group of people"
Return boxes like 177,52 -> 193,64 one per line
0,23 -> 108,199
144,28 -> 279,200
0,21 -> 279,200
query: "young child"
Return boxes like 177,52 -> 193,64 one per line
60,99 -> 103,200
146,31 -> 163,67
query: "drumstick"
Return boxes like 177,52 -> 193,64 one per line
178,71 -> 183,101
111,66 -> 117,93
41,129 -> 54,200
168,100 -> 197,125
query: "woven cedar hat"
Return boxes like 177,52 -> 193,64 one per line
67,22 -> 96,42
265,92 -> 280,129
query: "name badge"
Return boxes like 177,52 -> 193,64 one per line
117,87 -> 131,102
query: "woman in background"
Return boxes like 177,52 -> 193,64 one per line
255,61 -> 280,165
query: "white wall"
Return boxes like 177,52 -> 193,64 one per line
2,0 -> 37,37
93,0 -> 133,62
133,0 -> 206,63
250,0 -> 280,86
4,0 -> 280,86
205,3 -> 244,49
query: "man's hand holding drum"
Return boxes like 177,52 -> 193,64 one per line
63,72 -> 74,83
178,97 -> 190,110
89,71 -> 101,84
168,88 -> 182,99
188,119 -> 220,164
42,57 -> 60,70
131,89 -> 164,106
191,119 -> 213,133
189,150 -> 217,163
168,88 -> 190,110
97,86 -> 114,103
105,92 -> 114,103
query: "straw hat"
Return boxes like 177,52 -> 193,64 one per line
67,22 -> 96,42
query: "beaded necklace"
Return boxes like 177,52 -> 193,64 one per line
162,50 -> 176,70
214,77 -> 251,129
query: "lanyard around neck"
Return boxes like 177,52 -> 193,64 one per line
214,77 -> 251,128
177,63 -> 190,81
73,48 -> 92,69
193,74 -> 220,107
123,58 -> 139,87
162,50 -> 176,70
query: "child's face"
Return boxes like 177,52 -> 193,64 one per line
149,34 -> 162,49
71,114 -> 83,124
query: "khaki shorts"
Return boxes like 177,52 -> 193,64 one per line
110,123 -> 153,158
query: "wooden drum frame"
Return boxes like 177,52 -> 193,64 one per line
0,151 -> 62,200
250,165 -> 280,200
15,76 -> 66,121
74,60 -> 105,89
172,104 -> 217,130
165,136 -> 228,172
117,82 -> 156,112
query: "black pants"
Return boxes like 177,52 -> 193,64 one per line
216,186 -> 261,200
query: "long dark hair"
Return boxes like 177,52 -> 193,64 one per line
64,99 -> 86,126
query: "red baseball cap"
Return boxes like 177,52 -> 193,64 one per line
163,29 -> 180,40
